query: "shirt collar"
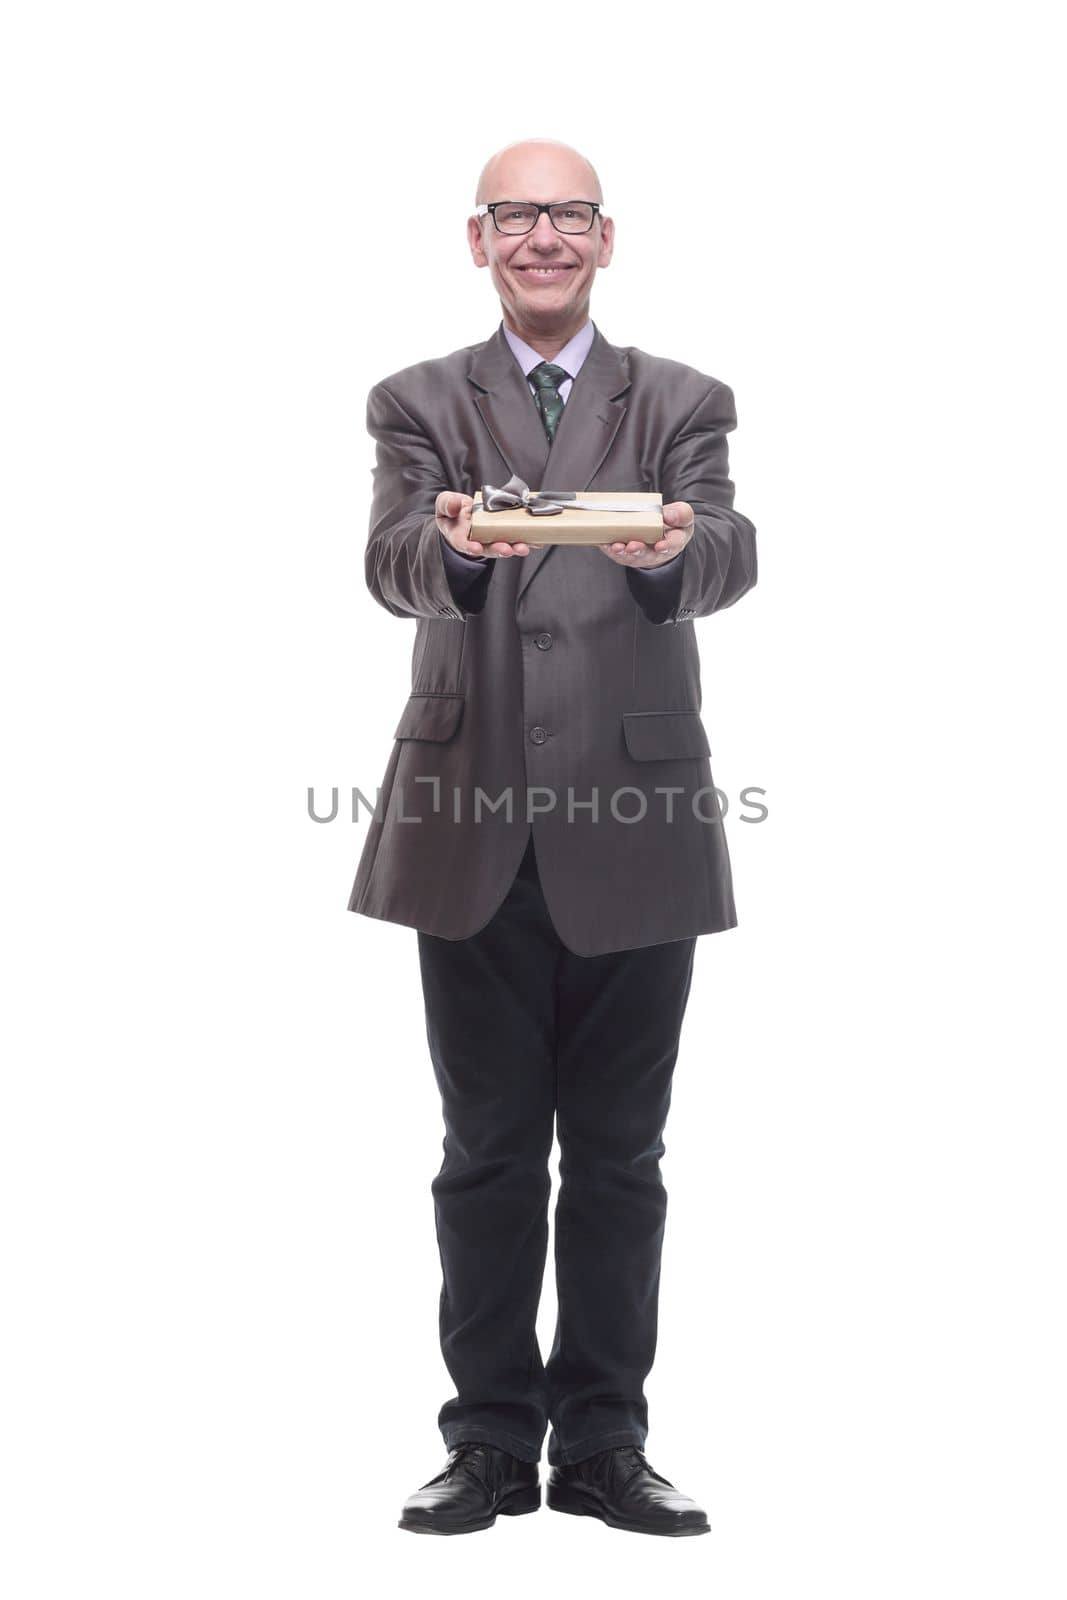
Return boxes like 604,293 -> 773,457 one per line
501,319 -> 595,381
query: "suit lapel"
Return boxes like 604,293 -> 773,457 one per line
467,323 -> 632,606
469,325 -> 551,491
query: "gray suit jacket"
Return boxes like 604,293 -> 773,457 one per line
346,321 -> 757,955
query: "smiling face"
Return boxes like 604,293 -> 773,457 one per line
467,141 -> 614,350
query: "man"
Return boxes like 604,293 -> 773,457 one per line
347,138 -> 757,1536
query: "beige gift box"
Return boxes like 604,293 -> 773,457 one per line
470,490 -> 664,547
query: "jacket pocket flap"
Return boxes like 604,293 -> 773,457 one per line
394,692 -> 465,742
622,710 -> 711,761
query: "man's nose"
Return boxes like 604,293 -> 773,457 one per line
528,211 -> 562,250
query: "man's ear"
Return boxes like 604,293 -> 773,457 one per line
467,215 -> 489,268
598,213 -> 615,269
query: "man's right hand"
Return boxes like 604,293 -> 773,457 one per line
435,491 -> 545,558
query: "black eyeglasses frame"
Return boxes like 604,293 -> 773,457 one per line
474,201 -> 602,236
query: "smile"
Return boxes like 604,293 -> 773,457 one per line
516,265 -> 575,277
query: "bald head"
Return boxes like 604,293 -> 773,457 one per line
475,139 -> 603,206
468,138 -> 613,352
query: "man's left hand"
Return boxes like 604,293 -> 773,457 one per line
595,501 -> 694,568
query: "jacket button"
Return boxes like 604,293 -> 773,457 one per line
529,725 -> 548,745
534,632 -> 553,650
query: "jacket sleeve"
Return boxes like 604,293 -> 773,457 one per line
644,380 -> 758,627
363,381 -> 493,621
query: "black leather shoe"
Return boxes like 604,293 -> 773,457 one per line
547,1444 -> 710,1536
398,1441 -> 541,1534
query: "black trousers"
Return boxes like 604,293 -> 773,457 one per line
416,831 -> 697,1467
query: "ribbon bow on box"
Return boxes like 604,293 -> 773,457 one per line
479,474 -> 655,517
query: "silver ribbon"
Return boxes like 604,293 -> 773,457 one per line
479,474 -> 656,517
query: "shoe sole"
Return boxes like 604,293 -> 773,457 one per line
546,1480 -> 709,1536
398,1483 -> 541,1534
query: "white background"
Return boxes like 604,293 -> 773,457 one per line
2,1 -> 1064,1595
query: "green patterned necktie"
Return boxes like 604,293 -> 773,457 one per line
528,361 -> 569,443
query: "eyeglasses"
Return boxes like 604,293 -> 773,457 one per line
474,201 -> 601,236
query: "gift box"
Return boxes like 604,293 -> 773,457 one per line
470,477 -> 663,547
